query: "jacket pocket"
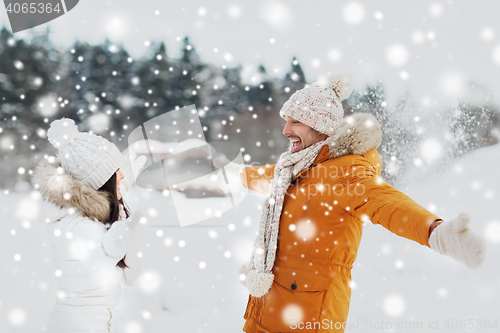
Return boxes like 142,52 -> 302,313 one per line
243,295 -> 253,320
259,265 -> 331,332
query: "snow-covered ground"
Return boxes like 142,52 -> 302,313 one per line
1,143 -> 499,332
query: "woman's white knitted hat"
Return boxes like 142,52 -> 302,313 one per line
47,118 -> 122,190
280,75 -> 353,136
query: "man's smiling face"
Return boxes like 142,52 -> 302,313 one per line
282,116 -> 328,153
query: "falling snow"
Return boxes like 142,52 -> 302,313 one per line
0,1 -> 500,331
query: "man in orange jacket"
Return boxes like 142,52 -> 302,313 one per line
234,76 -> 486,332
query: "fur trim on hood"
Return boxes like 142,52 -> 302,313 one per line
33,157 -> 111,222
326,112 -> 383,158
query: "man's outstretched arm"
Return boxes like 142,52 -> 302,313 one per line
352,175 -> 440,247
350,169 -> 485,268
240,164 -> 276,196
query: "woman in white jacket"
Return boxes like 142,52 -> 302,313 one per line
34,118 -> 145,333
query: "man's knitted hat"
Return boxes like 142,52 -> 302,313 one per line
280,75 -> 353,136
46,118 -> 122,190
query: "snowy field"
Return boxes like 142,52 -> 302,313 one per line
1,142 -> 500,332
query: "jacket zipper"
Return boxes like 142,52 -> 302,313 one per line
107,308 -> 112,332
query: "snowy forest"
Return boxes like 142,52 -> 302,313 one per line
1,27 -> 499,190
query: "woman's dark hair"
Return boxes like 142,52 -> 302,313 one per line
98,171 -> 130,269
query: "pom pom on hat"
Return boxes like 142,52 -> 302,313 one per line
328,75 -> 353,101
47,118 -> 80,149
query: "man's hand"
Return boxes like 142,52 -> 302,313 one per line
214,155 -> 247,192
429,213 -> 486,269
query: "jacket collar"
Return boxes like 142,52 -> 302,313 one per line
324,112 -> 382,160
294,112 -> 383,179
33,157 -> 111,222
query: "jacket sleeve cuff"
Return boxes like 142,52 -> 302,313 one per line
429,219 -> 444,237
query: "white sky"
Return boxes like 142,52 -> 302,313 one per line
1,0 -> 500,108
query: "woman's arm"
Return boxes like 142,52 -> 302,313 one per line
123,240 -> 142,285
70,218 -> 136,271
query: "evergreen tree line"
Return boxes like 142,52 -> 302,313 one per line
0,27 -> 498,189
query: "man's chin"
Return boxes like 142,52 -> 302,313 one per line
287,143 -> 303,153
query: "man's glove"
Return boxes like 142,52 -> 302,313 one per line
429,213 -> 486,269
214,156 -> 247,193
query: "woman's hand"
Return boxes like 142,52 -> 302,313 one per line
103,210 -> 143,259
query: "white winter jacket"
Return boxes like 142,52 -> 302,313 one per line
34,157 -> 139,333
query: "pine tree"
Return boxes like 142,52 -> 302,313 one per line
56,41 -> 136,147
282,57 -> 306,95
170,37 -> 204,109
0,28 -> 62,187
132,42 -> 175,125
246,64 -> 275,111
200,65 -> 247,140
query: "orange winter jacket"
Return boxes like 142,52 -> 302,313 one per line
241,113 -> 440,333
